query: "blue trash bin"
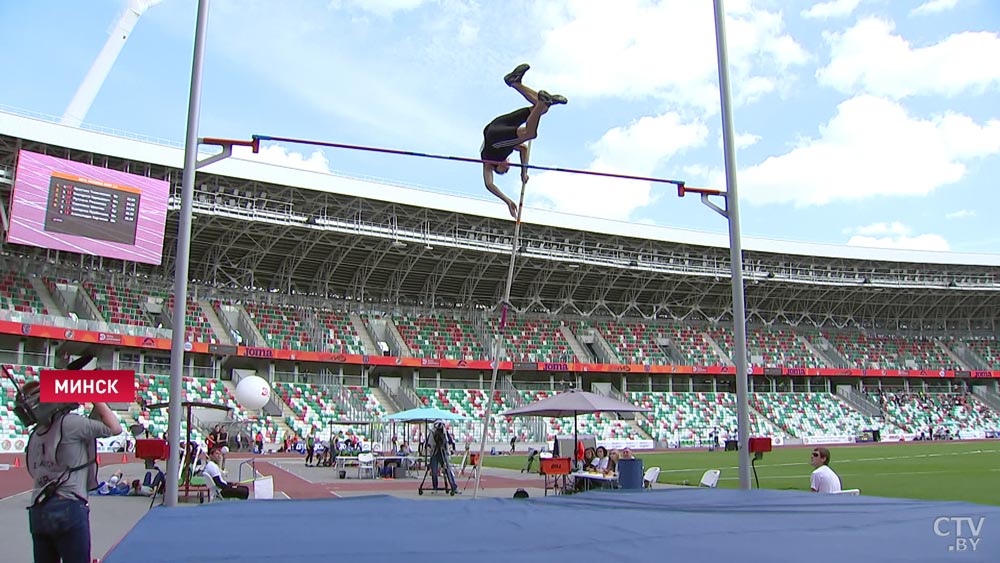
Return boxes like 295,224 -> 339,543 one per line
617,458 -> 644,490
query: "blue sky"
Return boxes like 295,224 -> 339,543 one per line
2,0 -> 999,253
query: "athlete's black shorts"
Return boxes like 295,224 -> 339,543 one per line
481,107 -> 531,162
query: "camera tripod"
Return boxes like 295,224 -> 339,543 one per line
418,443 -> 459,496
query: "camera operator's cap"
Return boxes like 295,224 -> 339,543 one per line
65,354 -> 98,371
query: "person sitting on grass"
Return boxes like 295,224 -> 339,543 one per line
809,447 -> 842,494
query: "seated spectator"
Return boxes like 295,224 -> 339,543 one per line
581,447 -> 596,471
591,446 -> 609,473
203,446 -> 250,499
809,447 -> 842,494
605,450 -> 620,477
621,447 -> 636,460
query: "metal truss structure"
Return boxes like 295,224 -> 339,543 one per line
2,133 -> 1000,332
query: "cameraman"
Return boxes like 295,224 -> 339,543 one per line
428,420 -> 457,493
25,384 -> 121,563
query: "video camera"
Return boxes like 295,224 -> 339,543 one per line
2,355 -> 95,428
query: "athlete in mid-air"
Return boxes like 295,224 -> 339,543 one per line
481,64 -> 567,218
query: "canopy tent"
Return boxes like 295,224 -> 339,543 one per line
384,407 -> 469,422
501,389 -> 648,460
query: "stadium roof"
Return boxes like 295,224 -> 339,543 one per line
2,109 -> 999,327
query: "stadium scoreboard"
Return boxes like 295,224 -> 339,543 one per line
44,172 -> 141,245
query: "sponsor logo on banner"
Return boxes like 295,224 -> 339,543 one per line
513,362 -> 537,371
98,333 -> 123,344
457,360 -> 468,367
787,368 -> 806,376
543,363 -> 569,372
21,323 -> 31,336
245,347 -> 274,358
39,370 -> 136,403
421,358 -> 441,367
332,354 -> 346,362
971,370 -> 992,378
614,365 -> 631,372
764,367 -> 782,376
141,337 -> 155,347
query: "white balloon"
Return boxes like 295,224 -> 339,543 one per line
235,375 -> 271,410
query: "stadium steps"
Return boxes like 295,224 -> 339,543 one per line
28,275 -> 62,316
382,318 -> 413,356
934,339 -> 970,370
199,299 -> 233,345
371,386 -> 400,415
701,331 -> 734,366
561,325 -> 595,362
349,313 -> 378,355
972,387 -> 1000,415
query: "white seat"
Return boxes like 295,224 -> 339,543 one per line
699,469 -> 721,488
358,452 -> 376,479
643,467 -> 661,489
833,488 -> 861,495
202,473 -> 222,503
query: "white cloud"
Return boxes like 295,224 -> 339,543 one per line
911,0 -> 959,17
739,95 -> 1000,206
801,0 -> 862,20
945,209 -> 976,220
819,17 -> 1000,98
846,223 -> 951,251
736,132 -> 762,149
529,1 -> 808,111
528,112 -> 708,219
233,145 -> 330,173
343,0 -> 428,18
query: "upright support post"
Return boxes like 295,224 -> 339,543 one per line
474,152 -> 530,498
165,0 -> 210,507
713,0 -> 752,490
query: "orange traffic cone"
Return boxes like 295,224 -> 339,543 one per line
96,454 -> 101,465
13,456 -> 20,468
121,453 -> 128,463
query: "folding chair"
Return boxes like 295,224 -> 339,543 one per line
699,469 -> 721,488
643,467 -> 661,489
358,452 -> 376,479
833,488 -> 861,495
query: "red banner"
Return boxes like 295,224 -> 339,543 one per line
39,370 -> 136,403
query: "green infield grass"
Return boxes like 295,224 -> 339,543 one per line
483,441 -> 1000,505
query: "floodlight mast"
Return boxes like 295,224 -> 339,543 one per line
61,0 -> 164,127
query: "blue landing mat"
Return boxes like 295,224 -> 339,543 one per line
103,488 -> 1000,563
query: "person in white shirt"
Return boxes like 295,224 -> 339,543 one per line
203,446 -> 249,499
809,447 -> 842,493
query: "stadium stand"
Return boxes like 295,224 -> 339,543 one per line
84,280 -> 163,327
591,319 -> 670,364
243,303 -> 314,351
873,391 -> 999,437
629,391 -> 783,446
311,308 -> 366,354
166,295 -> 217,344
962,336 -> 1000,368
823,331 -> 961,370
0,271 -> 47,315
394,313 -> 485,360
485,316 -> 578,363
273,381 -> 385,439
750,392 -> 895,438
708,325 -> 826,368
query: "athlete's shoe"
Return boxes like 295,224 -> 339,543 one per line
504,63 -> 530,86
537,90 -> 568,105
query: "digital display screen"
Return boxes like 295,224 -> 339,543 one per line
6,150 -> 168,264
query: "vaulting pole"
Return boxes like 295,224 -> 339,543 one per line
473,149 -> 530,498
